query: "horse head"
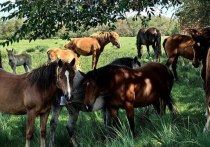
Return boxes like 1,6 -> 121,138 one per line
6,48 -> 15,63
109,31 -> 121,48
188,29 -> 209,68
56,59 -> 76,101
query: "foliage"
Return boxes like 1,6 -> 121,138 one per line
0,0 -> 181,46
175,0 -> 210,30
0,16 -> 179,40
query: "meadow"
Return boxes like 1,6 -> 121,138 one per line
0,37 -> 209,147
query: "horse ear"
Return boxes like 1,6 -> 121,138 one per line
58,59 -> 63,67
70,58 -> 75,67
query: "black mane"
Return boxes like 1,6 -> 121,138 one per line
27,61 -> 57,90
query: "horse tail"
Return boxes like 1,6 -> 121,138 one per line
0,51 -> 2,68
162,38 -> 168,56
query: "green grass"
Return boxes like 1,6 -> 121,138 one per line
0,37 -> 209,147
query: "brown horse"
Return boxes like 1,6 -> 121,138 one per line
187,27 -> 210,132
0,57 -> 76,147
163,33 -> 205,80
47,48 -> 81,71
64,31 -> 121,69
136,27 -> 161,62
82,63 -> 175,134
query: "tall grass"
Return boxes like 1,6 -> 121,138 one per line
0,37 -> 209,146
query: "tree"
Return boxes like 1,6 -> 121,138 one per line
175,0 -> 210,31
0,0 -> 181,46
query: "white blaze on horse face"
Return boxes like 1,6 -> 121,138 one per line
65,70 -> 71,99
197,42 -> 200,47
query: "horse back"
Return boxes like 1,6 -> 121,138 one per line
164,34 -> 195,59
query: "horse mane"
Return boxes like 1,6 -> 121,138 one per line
90,31 -> 111,39
27,61 -> 57,90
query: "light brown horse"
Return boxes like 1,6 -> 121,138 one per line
163,34 -> 204,80
64,31 -> 121,69
0,55 -> 76,147
82,63 -> 175,134
47,48 -> 81,71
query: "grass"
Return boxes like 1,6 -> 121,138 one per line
0,37 -> 209,147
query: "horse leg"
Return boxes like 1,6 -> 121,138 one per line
152,43 -> 158,62
172,56 -> 179,81
92,51 -> 101,70
40,111 -> 50,147
109,107 -> 120,130
103,107 -> 111,128
146,44 -> 150,58
137,44 -> 142,59
49,101 -> 62,147
12,65 -> 16,74
66,104 -> 80,147
24,64 -> 29,72
25,110 -> 36,147
125,102 -> 135,135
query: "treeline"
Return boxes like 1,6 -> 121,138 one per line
0,16 -> 179,40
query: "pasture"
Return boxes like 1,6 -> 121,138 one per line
0,37 -> 209,147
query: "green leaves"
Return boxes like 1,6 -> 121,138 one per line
0,0 -> 181,47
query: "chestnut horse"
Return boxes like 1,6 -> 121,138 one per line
136,27 -> 161,62
163,33 -> 205,80
0,56 -> 76,147
83,62 -> 175,134
64,31 -> 121,69
47,48 -> 81,71
49,56 -> 141,147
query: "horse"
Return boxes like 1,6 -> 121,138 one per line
186,27 -> 210,132
64,31 -> 121,69
83,62 -> 176,134
47,48 -> 81,71
6,48 -> 32,74
0,56 -> 76,147
49,56 -> 141,147
136,27 -> 161,62
163,33 -> 206,80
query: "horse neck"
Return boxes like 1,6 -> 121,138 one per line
95,36 -> 110,49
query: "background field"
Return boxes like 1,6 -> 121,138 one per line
0,37 -> 209,147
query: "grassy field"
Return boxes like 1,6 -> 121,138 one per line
0,37 -> 209,147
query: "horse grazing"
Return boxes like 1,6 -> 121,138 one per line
0,57 -> 76,147
83,62 -> 175,134
64,31 -> 121,69
49,56 -> 141,147
6,48 -> 32,74
47,48 -> 81,71
163,33 -> 205,80
136,27 -> 161,62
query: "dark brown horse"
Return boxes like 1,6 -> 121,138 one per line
163,33 -> 206,80
187,27 -> 210,132
49,56 -> 141,147
83,63 -> 175,134
64,31 -> 121,69
136,27 -> 161,62
0,57 -> 76,147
